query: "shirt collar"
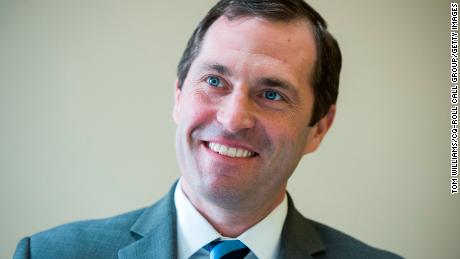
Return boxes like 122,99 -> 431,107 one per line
238,193 -> 287,259
175,178 -> 220,258
174,177 -> 288,259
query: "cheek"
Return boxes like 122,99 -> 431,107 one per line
263,115 -> 311,154
177,93 -> 216,133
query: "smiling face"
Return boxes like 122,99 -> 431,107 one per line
173,16 -> 335,209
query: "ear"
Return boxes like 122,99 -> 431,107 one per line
303,105 -> 336,154
172,79 -> 182,124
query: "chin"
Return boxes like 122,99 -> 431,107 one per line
200,177 -> 252,203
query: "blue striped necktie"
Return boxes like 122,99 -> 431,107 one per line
204,240 -> 251,259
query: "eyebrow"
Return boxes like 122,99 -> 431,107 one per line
257,77 -> 299,96
200,62 -> 233,77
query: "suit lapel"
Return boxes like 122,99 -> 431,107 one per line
118,183 -> 178,259
117,184 -> 326,259
279,194 -> 326,259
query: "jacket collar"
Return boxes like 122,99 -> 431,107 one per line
278,194 -> 326,259
118,183 -> 178,259
118,182 -> 326,259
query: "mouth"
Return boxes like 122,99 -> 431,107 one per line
204,141 -> 257,158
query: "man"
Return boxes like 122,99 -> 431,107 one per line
14,0 -> 401,258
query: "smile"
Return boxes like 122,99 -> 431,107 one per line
207,142 -> 256,158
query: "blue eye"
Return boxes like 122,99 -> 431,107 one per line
264,90 -> 282,101
207,76 -> 222,87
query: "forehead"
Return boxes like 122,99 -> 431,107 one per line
195,16 -> 317,86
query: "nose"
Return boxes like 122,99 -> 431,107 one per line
216,91 -> 255,133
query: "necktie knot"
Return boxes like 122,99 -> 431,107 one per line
204,240 -> 250,259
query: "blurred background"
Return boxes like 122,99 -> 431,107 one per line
1,0 -> 457,258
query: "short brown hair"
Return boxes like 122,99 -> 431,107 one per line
177,0 -> 342,126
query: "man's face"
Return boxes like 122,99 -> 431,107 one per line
173,16 -> 333,207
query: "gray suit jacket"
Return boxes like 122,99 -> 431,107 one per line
14,183 -> 402,258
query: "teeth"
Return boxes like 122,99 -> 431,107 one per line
236,149 -> 243,157
207,142 -> 254,158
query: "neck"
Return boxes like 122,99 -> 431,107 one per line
180,180 -> 286,237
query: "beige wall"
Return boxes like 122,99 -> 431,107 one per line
1,0 -> 456,258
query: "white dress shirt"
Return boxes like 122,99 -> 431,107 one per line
174,178 -> 288,259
